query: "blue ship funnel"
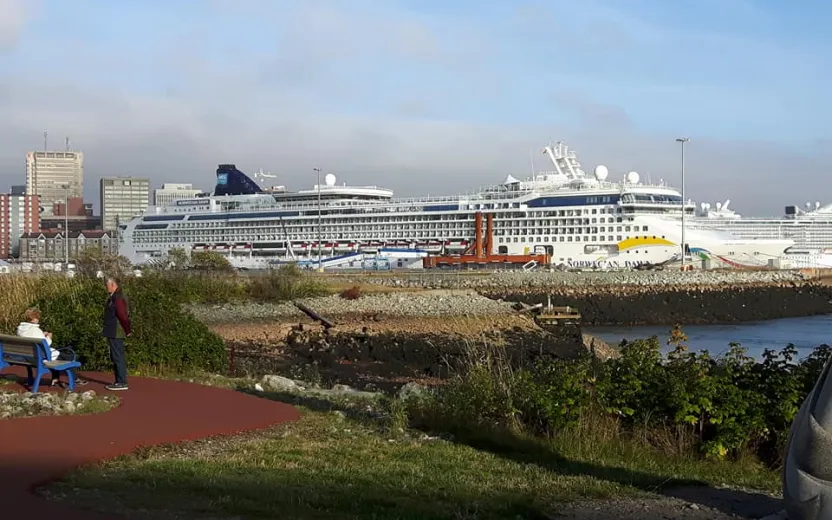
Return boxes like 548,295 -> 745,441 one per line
214,164 -> 264,196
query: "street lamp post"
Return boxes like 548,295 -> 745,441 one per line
63,184 -> 70,265
675,137 -> 690,269
313,167 -> 323,271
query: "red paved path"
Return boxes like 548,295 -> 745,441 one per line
0,368 -> 300,518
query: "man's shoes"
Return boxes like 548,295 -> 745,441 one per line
105,383 -> 129,391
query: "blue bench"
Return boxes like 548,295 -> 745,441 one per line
0,333 -> 82,392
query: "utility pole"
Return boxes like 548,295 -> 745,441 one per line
676,137 -> 690,269
63,184 -> 70,265
313,167 -> 323,272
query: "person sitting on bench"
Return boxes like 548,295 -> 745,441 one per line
16,307 -> 86,387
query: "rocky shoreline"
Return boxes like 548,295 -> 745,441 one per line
316,270 -> 832,325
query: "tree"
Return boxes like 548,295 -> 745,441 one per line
190,251 -> 233,272
75,248 -> 132,278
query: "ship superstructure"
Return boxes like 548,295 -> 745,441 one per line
118,142 -> 793,270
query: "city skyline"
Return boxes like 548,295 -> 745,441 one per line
0,1 -> 829,216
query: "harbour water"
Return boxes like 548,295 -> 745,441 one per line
585,314 -> 832,360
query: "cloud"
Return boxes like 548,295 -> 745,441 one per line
0,1 -> 828,217
0,0 -> 30,49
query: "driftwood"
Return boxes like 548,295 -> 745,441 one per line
293,301 -> 335,329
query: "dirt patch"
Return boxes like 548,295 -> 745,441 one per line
211,315 -> 602,391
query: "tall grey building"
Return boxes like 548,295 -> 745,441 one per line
25,150 -> 84,215
100,177 -> 150,231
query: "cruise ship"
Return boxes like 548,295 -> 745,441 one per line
693,200 -> 832,268
118,141 -> 793,270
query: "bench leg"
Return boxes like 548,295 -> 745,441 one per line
66,370 -> 76,392
31,371 -> 41,393
25,366 -> 34,387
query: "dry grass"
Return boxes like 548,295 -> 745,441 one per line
0,275 -> 77,333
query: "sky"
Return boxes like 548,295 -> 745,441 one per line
0,0 -> 829,216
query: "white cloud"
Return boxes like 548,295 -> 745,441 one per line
0,0 -> 30,49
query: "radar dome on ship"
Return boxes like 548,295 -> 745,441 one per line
593,165 -> 609,180
626,171 -> 640,184
324,173 -> 337,187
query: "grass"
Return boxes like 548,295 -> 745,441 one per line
40,386 -> 780,520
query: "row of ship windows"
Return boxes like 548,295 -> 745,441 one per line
135,224 -> 649,240
498,234 -> 665,244
160,213 -> 628,229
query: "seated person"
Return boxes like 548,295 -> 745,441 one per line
16,307 -> 86,387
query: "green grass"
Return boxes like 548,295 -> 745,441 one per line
41,390 -> 779,520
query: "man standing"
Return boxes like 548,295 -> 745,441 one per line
102,276 -> 131,391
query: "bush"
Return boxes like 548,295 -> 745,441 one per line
34,276 -> 227,374
413,329 -> 832,464
248,265 -> 329,302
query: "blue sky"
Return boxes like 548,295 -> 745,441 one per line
0,0 -> 829,215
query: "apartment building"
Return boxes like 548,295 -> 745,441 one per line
0,188 -> 40,258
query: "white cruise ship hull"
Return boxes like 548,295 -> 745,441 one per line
119,144 -> 793,271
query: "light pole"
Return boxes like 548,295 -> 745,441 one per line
63,184 -> 70,265
676,137 -> 690,269
313,167 -> 323,271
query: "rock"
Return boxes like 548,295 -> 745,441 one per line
261,374 -> 298,392
80,390 -> 96,401
758,511 -> 788,520
397,382 -> 430,401
253,383 -> 264,392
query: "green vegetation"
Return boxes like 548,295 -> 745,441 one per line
0,262 -> 330,374
417,326 -> 827,465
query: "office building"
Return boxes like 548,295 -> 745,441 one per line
154,183 -> 202,206
25,150 -> 84,215
100,177 -> 150,231
0,191 -> 40,258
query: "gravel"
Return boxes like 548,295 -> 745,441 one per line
322,269 -> 807,290
186,291 -> 519,323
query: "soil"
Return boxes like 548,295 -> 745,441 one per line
549,485 -> 783,519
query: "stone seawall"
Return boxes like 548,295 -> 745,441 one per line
482,282 -> 832,326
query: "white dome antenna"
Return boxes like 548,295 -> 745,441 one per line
593,165 -> 609,181
324,173 -> 337,187
626,171 -> 640,184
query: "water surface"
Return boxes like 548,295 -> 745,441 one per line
585,314 -> 832,360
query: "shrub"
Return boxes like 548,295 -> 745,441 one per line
414,328 -> 832,464
248,265 -> 329,302
35,276 -> 227,374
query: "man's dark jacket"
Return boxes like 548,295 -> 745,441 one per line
102,288 -> 131,339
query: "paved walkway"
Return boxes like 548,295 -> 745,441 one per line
0,368 -> 300,518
